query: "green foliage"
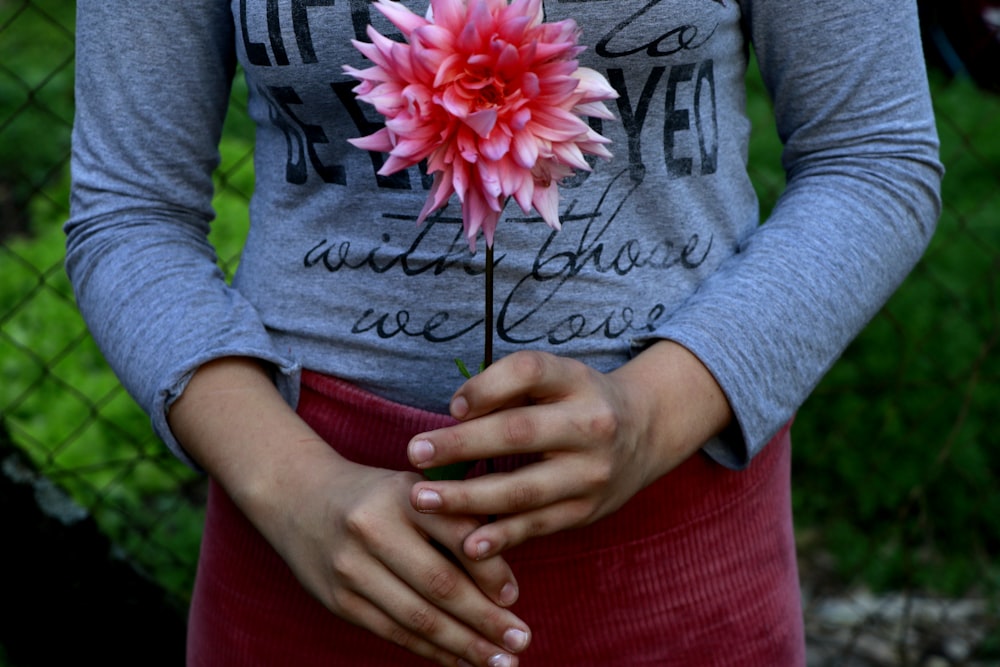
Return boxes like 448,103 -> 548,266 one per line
0,174 -> 206,597
0,7 -> 255,593
0,0 -> 75,228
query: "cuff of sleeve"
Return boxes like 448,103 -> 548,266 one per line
701,425 -> 750,471
150,349 -> 302,471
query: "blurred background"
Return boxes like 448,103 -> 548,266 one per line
1,1 -> 998,665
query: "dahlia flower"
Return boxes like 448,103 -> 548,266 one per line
345,0 -> 617,250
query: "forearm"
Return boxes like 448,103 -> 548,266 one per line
167,357 -> 532,667
645,0 -> 941,464
69,1 -> 299,467
166,356 -> 341,529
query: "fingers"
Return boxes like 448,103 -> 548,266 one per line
329,506 -> 530,667
294,465 -> 531,667
405,353 -> 645,561
459,500 -> 595,561
330,584 -> 468,666
449,351 -> 585,420
413,456 -> 597,518
409,398 -> 603,468
332,555 -> 525,667
421,514 -> 523,609
412,461 -> 606,558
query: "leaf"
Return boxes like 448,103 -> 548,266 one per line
454,358 -> 473,379
454,358 -> 487,379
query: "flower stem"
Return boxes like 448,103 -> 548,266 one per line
484,244 -> 494,369
484,244 -> 496,486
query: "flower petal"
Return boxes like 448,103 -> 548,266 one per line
475,160 -> 504,202
508,0 -> 544,28
528,107 -> 591,141
379,153 -> 417,175
552,140 -> 592,171
373,0 -> 427,37
572,67 -> 620,102
351,37 -> 390,71
429,0 -> 466,33
442,85 -> 473,118
347,128 -> 395,153
521,71 -> 540,99
466,108 -> 498,138
512,171 -> 534,213
458,15 -> 483,52
531,179 -> 562,230
481,207 -> 501,249
418,170 -> 455,224
412,23 -> 454,51
462,188 -> 487,249
572,100 -> 617,121
511,129 -> 539,168
479,127 -> 511,161
452,160 -> 470,200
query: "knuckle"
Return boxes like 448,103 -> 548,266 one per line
342,506 -> 374,539
407,604 -> 440,636
576,499 -> 603,526
475,605 -> 508,634
502,411 -> 536,447
586,402 -> 620,442
575,460 -> 614,498
586,456 -> 615,487
328,549 -> 359,584
450,430 -> 475,459
487,597 -> 514,626
526,512 -> 552,536
326,585 -> 360,618
506,483 -> 543,512
511,350 -> 547,384
431,427 -> 472,461
387,623 -> 418,650
424,565 -> 461,602
561,498 -> 599,528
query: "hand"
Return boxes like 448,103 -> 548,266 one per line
406,342 -> 733,561
169,357 -> 531,667
267,454 -> 532,667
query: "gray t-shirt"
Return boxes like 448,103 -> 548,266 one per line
67,0 -> 942,469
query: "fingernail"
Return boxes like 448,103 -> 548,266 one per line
488,653 -> 513,667
503,628 -> 529,652
415,488 -> 442,511
451,395 -> 469,419
409,439 -> 435,466
475,540 -> 492,559
499,581 -> 518,606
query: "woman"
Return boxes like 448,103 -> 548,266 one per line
66,0 -> 942,664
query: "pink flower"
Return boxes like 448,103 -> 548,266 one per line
345,0 -> 617,250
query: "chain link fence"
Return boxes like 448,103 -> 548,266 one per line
1,1 -> 998,664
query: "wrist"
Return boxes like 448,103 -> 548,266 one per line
166,357 -> 341,523
611,340 -> 734,480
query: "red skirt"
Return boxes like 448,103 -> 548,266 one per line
187,370 -> 805,665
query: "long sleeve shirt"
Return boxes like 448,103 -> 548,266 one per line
66,0 -> 943,469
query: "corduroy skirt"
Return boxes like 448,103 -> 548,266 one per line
187,370 -> 805,665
